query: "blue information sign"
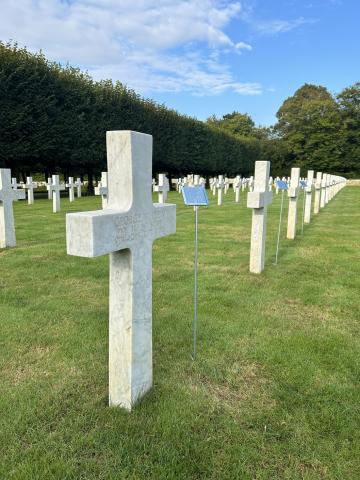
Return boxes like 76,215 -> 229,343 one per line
299,180 -> 307,188
182,186 -> 209,206
276,180 -> 288,190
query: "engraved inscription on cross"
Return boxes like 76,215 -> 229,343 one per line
66,131 -> 176,410
0,169 -> 26,248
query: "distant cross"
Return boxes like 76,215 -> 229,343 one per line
46,177 -> 52,199
324,173 -> 330,205
66,177 -> 76,202
275,176 -> 280,194
75,178 -> 83,198
304,170 -> 314,224
11,178 -> 21,201
154,173 -> 169,204
224,177 -> 229,195
247,161 -> 273,273
286,167 -> 300,239
0,169 -> 26,248
194,175 -> 200,186
268,176 -> 273,192
234,175 -> 241,203
320,173 -> 326,209
66,131 -> 176,410
217,175 -> 224,205
248,176 -> 254,192
49,175 -> 65,213
94,171 -> 108,208
23,176 -> 37,205
313,172 -> 322,214
211,178 -> 217,196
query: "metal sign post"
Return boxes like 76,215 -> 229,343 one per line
182,186 -> 209,360
300,180 -> 307,235
274,180 -> 288,265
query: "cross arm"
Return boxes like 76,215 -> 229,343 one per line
152,203 -> 176,240
66,204 -> 176,258
247,191 -> 273,209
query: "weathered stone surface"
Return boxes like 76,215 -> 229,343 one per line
66,131 -> 176,410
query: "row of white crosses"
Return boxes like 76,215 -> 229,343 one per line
247,162 -> 347,274
0,171 -> 79,247
9,174 -> 83,210
2,139 -> 347,411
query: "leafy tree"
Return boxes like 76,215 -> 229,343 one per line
275,84 -> 343,173
337,83 -> 360,177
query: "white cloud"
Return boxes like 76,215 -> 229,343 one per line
252,17 -> 315,35
0,0 -> 261,96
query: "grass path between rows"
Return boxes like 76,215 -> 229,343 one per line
1,186 -> 359,479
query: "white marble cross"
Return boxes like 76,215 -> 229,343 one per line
11,178 -> 21,201
75,178 -> 83,198
234,175 -> 241,203
23,176 -> 37,205
313,172 -> 322,214
154,173 -> 169,204
320,173 -> 326,209
94,171 -> 108,208
46,177 -> 53,199
0,169 -> 26,248
49,175 -> 65,213
66,131 -> 176,410
66,177 -> 76,202
247,161 -> 273,273
324,173 -> 330,205
268,176 -> 273,192
286,167 -> 300,239
248,176 -> 254,192
304,170 -> 314,224
217,175 -> 224,205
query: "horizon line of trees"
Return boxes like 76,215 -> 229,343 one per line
0,41 -> 359,192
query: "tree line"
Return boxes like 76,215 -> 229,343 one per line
0,42 -> 359,192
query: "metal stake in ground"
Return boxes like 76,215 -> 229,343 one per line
181,185 -> 209,360
274,179 -> 288,265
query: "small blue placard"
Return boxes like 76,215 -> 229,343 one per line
182,186 -> 209,206
276,180 -> 288,190
299,180 -> 307,188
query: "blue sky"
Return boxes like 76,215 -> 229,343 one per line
1,0 -> 359,126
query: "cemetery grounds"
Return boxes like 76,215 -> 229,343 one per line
1,186 -> 359,479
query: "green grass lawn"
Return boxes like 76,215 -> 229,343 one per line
1,186 -> 359,479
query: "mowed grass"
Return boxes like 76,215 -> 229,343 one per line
1,186 -> 359,479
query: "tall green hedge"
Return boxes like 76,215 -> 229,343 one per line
0,42 -> 261,183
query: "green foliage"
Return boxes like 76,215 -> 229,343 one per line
337,83 -> 360,177
0,42 -> 259,179
275,83 -> 360,176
